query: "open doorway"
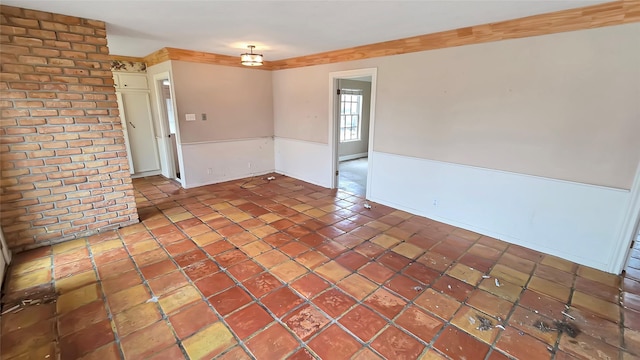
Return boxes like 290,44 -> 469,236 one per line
337,80 -> 371,196
152,73 -> 182,181
330,69 -> 377,199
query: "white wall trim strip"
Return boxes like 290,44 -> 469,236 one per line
181,136 -> 275,146
339,153 -> 368,162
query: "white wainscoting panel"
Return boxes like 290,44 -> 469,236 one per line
180,137 -> 274,188
274,137 -> 332,188
368,151 -> 631,272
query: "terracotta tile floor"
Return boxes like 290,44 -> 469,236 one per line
2,174 -> 640,359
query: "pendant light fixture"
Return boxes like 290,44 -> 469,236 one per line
240,45 -> 263,66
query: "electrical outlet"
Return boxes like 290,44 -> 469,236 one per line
248,162 -> 251,169
207,168 -> 212,175
201,113 -> 207,121
433,200 -> 438,206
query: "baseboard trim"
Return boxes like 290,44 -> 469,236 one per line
339,153 -> 368,162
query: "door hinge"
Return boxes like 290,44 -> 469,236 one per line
336,170 -> 339,176
337,89 -> 341,95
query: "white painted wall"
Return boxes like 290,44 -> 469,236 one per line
181,137 -> 274,188
274,137 -> 331,188
369,151 -> 632,271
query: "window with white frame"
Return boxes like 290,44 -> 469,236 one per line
339,89 -> 363,142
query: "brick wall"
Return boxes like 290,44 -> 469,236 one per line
0,5 -> 139,252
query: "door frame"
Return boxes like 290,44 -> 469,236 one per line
151,71 -> 184,185
328,68 -> 378,199
115,91 -> 135,174
609,162 -> 640,273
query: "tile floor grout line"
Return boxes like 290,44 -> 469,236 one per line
84,234 -> 127,360
117,228 -> 192,359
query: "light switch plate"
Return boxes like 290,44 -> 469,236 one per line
185,113 -> 196,121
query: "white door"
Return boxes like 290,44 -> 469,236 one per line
0,226 -> 12,290
119,91 -> 161,173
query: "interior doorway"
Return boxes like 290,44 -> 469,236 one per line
153,73 -> 182,181
329,68 -> 377,199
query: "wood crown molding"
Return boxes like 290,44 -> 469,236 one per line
269,0 -> 640,70
143,47 -> 273,69
109,54 -> 145,63
131,1 -> 639,71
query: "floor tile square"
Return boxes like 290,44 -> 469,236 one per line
315,260 -> 351,283
114,302 -> 162,337
59,319 -> 115,359
335,250 -> 369,271
120,320 -> 176,359
183,322 -> 236,360
291,273 -> 330,298
308,324 -> 361,360
364,288 -> 407,320
507,306 -> 558,345
246,323 -> 298,359
354,242 -> 386,259
466,289 -> 513,320
527,276 -> 571,303
225,302 -> 274,339
433,325 -> 489,360
391,242 -> 424,259
414,288 -> 462,321
571,291 -> 620,323
183,260 -> 220,281
56,283 -> 100,314
284,304 -> 330,340
559,331 -> 620,360
432,275 -> 474,302
371,325 -> 425,359
518,289 -> 567,319
194,272 -> 235,298
158,285 -> 201,315
417,252 -> 454,272
148,271 -> 189,296
254,249 -> 289,268
169,301 -> 218,339
451,305 -> 501,344
243,272 -> 283,298
396,305 -> 444,342
55,269 -> 97,294
270,260 -> 308,283
140,259 -> 179,280
227,260 -> 264,281
489,264 -> 530,287
378,252 -> 411,271
337,273 -> 377,300
495,326 -> 556,360
209,287 -> 252,316
108,284 -> 152,314
359,262 -> 395,284
314,288 -> 357,318
339,305 -> 387,342
478,277 -> 522,302
261,286 -> 304,317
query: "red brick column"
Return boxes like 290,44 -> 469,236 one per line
0,5 -> 139,252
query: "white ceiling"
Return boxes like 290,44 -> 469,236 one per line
4,0 -> 609,60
